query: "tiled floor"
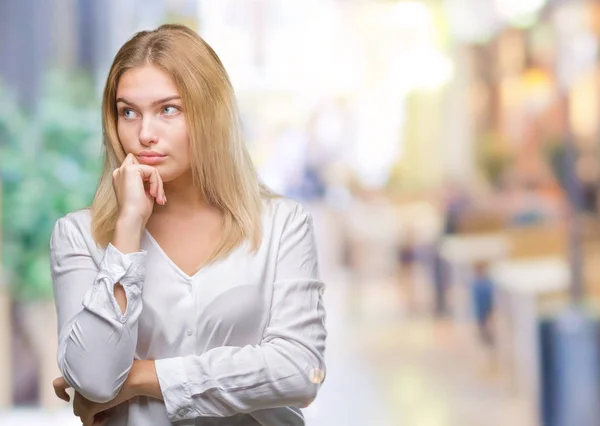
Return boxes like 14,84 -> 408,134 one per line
345,273 -> 535,426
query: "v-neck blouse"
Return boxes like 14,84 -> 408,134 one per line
49,198 -> 327,426
142,229 -> 211,281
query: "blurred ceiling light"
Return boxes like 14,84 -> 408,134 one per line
444,0 -> 500,42
389,48 -> 454,92
353,92 -> 404,188
413,50 -> 454,90
373,2 -> 454,91
388,1 -> 431,29
495,0 -> 548,26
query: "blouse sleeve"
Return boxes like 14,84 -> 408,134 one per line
154,205 -> 327,421
50,216 -> 147,403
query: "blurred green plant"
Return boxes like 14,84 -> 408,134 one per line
0,70 -> 103,300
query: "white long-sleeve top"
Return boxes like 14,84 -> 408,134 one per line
49,198 -> 327,426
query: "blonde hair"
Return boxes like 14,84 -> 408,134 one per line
91,24 -> 277,268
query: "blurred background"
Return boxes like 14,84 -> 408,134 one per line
2,0 -> 600,425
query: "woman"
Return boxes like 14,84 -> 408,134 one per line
49,24 -> 326,426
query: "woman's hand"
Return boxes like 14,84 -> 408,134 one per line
53,375 -> 136,426
73,389 -> 131,426
113,153 -> 166,224
53,360 -> 161,425
53,376 -> 71,403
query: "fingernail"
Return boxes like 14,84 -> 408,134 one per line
162,195 -> 167,204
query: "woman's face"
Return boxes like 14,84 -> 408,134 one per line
116,65 -> 190,182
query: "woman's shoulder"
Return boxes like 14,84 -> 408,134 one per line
50,208 -> 95,249
262,196 -> 311,225
56,208 -> 92,230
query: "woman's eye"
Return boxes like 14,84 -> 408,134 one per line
121,108 -> 137,119
163,106 -> 179,115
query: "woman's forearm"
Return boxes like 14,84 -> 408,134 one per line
128,360 -> 163,401
112,216 -> 146,314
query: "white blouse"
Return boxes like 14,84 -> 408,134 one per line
49,198 -> 327,426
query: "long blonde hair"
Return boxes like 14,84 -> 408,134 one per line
91,24 -> 277,268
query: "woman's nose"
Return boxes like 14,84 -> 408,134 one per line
139,119 -> 158,145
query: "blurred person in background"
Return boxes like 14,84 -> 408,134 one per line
429,182 -> 473,318
441,181 -> 471,236
48,24 -> 326,426
470,261 -> 495,346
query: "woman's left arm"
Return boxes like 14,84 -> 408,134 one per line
146,206 -> 327,422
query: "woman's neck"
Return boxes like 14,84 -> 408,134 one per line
153,173 -> 208,216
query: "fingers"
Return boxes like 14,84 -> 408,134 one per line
115,155 -> 166,205
148,168 -> 159,199
130,153 -> 140,165
52,377 -> 71,402
122,153 -> 136,166
74,393 -> 96,426
134,165 -> 166,205
73,393 -> 81,417
153,169 -> 166,204
54,387 -> 70,402
73,395 -> 118,426
155,168 -> 166,204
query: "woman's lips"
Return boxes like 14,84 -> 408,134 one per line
137,155 -> 166,165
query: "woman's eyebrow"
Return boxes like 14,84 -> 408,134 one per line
116,95 -> 181,107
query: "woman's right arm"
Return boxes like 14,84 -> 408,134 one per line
50,215 -> 147,403
51,153 -> 165,403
